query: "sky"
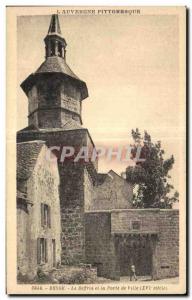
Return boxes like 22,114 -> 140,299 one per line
17,14 -> 185,205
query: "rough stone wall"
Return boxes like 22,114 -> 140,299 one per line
59,163 -> 95,265
60,82 -> 81,113
60,207 -> 85,265
28,76 -> 61,128
18,145 -> 61,279
60,110 -> 81,125
91,171 -> 133,211
29,107 -> 80,129
85,209 -> 179,280
37,76 -> 61,109
27,75 -> 82,129
28,111 -> 39,128
155,209 -> 179,279
38,109 -> 62,128
85,212 -> 119,280
28,85 -> 38,116
111,209 -> 160,234
60,77 -> 81,100
84,168 -> 93,211
111,209 -> 179,279
17,200 -> 31,275
59,162 -> 85,265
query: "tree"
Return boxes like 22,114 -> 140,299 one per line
126,128 -> 179,208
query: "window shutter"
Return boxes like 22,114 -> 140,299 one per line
45,239 -> 48,263
48,206 -> 51,228
37,238 -> 41,264
41,204 -> 44,227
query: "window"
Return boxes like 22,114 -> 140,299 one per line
58,43 -> 63,57
50,41 -> 55,56
41,203 -> 51,228
37,238 -> 48,264
132,220 -> 141,230
52,239 -> 56,267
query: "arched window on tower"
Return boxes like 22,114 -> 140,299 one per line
45,46 -> 48,58
50,41 -> 55,56
58,42 -> 63,57
62,47 -> 66,60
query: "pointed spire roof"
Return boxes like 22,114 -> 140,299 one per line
48,14 -> 61,35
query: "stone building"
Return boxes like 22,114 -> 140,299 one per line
89,170 -> 133,211
17,140 -> 61,278
85,209 -> 179,280
17,14 -> 179,281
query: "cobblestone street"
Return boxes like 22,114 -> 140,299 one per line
120,276 -> 179,283
97,276 -> 179,284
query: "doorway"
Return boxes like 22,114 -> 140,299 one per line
118,235 -> 153,277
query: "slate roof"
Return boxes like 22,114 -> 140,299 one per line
35,56 -> 79,80
21,57 -> 88,100
17,140 -> 45,181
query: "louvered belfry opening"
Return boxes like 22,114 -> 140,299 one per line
44,14 -> 67,60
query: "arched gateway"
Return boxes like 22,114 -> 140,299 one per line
115,233 -> 157,278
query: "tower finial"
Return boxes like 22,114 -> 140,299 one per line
44,14 -> 67,60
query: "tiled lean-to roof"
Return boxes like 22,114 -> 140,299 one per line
17,140 -> 45,181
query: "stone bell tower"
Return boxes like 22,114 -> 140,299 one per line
18,14 -> 97,266
21,14 -> 88,129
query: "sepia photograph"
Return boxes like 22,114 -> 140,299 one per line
6,6 -> 186,295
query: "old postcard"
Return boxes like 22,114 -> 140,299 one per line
6,6 -> 186,295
